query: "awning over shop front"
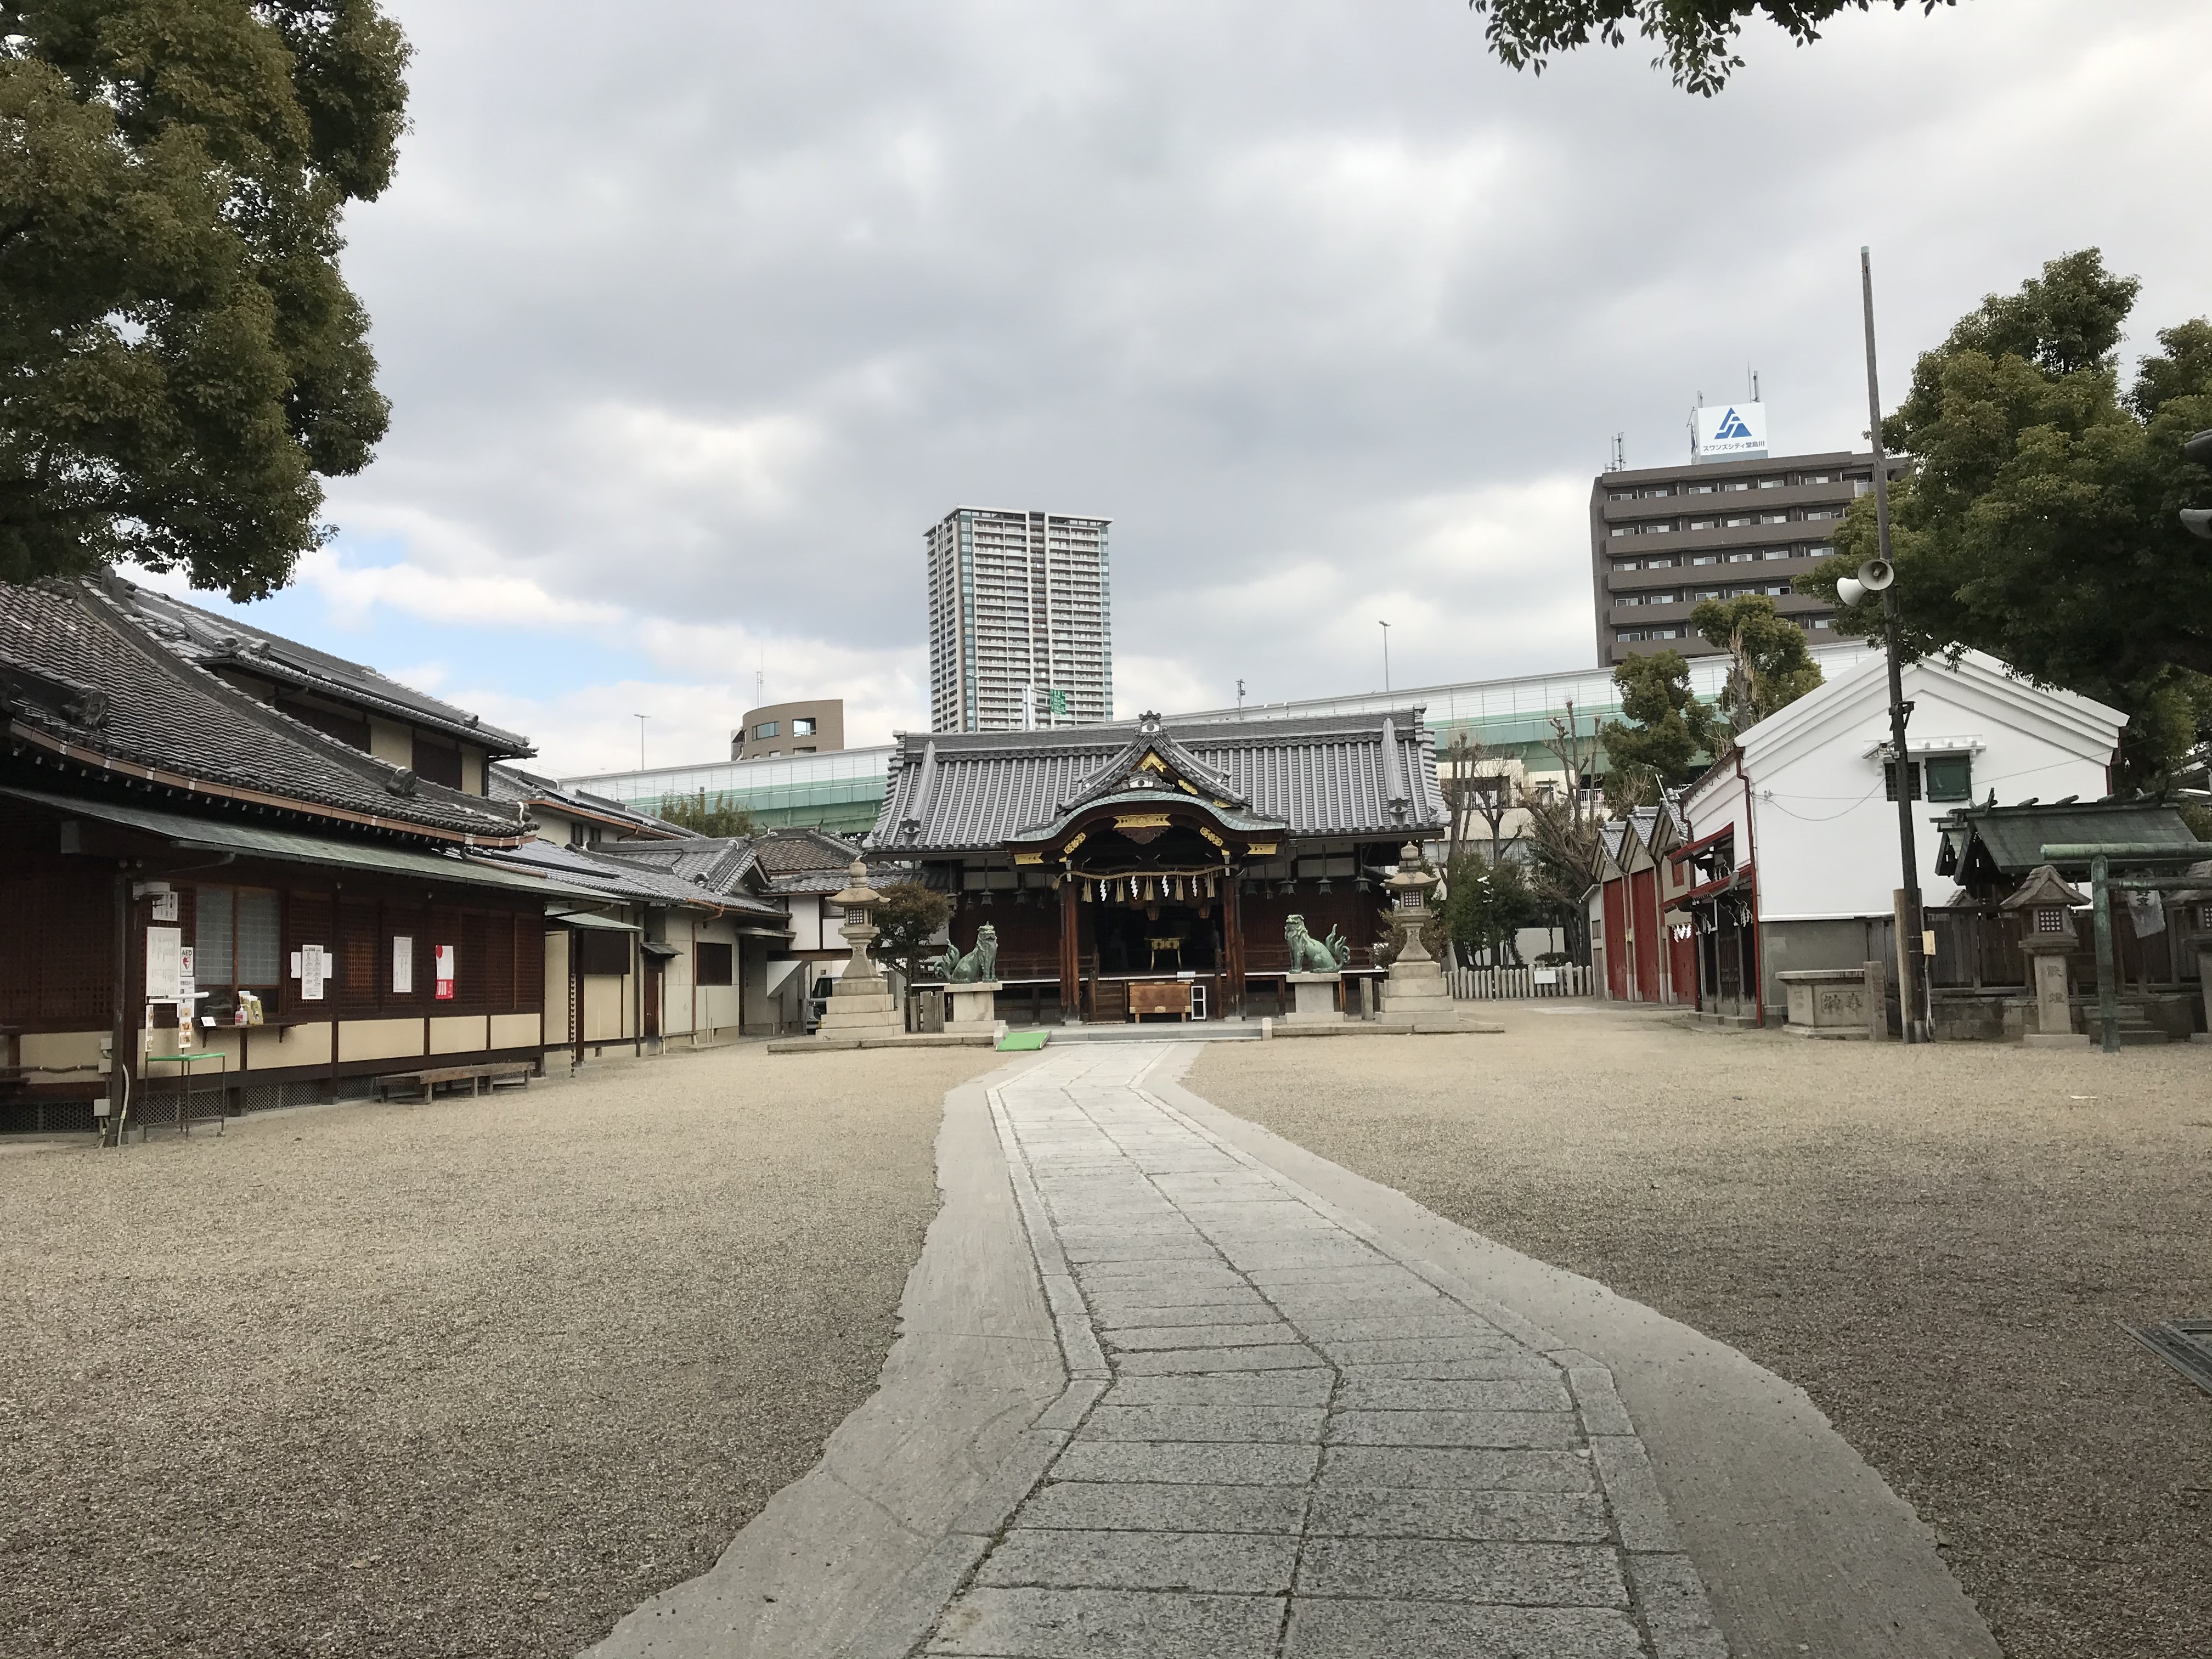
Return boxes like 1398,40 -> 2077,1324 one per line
549,907 -> 640,932
2,786 -> 601,898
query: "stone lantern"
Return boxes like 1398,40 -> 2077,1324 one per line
1379,842 -> 1456,1026
815,859 -> 903,1039
2004,864 -> 2089,1047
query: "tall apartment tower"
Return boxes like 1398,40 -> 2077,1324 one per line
1590,432 -> 1906,668
926,507 -> 1113,732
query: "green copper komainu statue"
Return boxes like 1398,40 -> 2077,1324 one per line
1284,913 -> 1350,973
932,923 -> 1000,983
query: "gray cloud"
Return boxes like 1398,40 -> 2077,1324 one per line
322,0 -> 2212,752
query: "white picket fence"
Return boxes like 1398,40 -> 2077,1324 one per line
1446,963 -> 1595,1000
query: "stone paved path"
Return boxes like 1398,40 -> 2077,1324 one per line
923,1044 -> 1725,1659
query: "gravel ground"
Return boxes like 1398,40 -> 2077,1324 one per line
0,1043 -> 1003,1659
1190,1007 -> 2212,1659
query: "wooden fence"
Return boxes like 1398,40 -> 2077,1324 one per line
1446,964 -> 1595,1000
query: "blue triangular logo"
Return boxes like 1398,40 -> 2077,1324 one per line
1713,408 -> 1752,441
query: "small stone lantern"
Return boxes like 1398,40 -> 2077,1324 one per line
2004,864 -> 2088,1047
1378,842 -> 1457,1026
815,859 -> 903,1039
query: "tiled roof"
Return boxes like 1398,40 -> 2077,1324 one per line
467,838 -> 786,918
869,711 -> 1446,854
489,765 -> 690,839
754,827 -> 862,875
594,836 -> 760,893
1,580 -> 528,844
111,578 -> 534,755
1937,798 -> 2203,879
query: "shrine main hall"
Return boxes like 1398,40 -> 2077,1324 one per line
866,708 -> 1448,1021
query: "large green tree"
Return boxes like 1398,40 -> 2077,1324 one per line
1,2 -> 409,597
1470,1 -> 1955,97
1689,594 -> 1823,737
1803,249 -> 2212,784
1599,648 -> 1717,804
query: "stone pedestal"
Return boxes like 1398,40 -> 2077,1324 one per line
946,981 -> 1003,1030
2020,939 -> 2088,1047
1282,972 -> 1344,1025
1779,968 -> 1875,1038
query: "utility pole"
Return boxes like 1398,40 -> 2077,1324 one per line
1379,620 -> 1391,698
635,713 -> 649,770
1861,246 -> 1924,1043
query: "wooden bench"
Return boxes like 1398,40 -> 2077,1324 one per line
374,1062 -> 534,1103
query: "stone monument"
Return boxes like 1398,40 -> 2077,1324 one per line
2005,864 -> 2089,1047
1379,843 -> 1458,1028
1281,913 -> 1348,1024
814,860 -> 904,1039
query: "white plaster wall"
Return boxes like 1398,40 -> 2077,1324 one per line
429,1014 -> 491,1055
490,1012 -> 543,1050
582,975 -> 629,1041
1687,655 -> 2121,923
367,718 -> 413,768
338,1018 -> 428,1064
544,930 -> 571,1041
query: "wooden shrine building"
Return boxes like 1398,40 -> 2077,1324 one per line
868,709 -> 1447,1022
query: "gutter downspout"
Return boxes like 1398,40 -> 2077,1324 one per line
1733,748 -> 1763,1028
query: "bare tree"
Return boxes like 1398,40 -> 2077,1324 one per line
1438,730 -> 1521,870
1514,699 -> 1608,965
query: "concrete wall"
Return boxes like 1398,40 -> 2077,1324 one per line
1760,918 -> 1875,1020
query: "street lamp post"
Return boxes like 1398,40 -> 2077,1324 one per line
1379,620 -> 1391,698
1857,247 -> 1925,1043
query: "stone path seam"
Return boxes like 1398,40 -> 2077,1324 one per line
898,1043 -> 1730,1659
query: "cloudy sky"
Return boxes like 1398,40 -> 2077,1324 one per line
142,0 -> 2212,777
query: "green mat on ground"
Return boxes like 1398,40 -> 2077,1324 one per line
996,1030 -> 1049,1051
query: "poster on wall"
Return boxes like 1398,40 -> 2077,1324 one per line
145,926 -> 182,1001
393,935 -> 414,995
178,946 -> 197,1026
435,945 -> 455,1001
301,943 -> 327,1001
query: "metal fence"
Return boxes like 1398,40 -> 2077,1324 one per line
1446,964 -> 1595,1000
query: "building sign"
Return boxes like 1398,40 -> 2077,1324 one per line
435,945 -> 456,1001
299,944 -> 328,1001
145,926 -> 182,1000
1694,401 -> 1768,462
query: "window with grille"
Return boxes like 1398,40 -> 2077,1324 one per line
194,885 -> 283,989
1924,753 -> 1973,802
1884,760 -> 1922,801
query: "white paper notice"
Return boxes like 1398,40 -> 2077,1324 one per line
151,891 -> 179,922
392,935 -> 414,995
290,950 -> 302,978
301,944 -> 327,1001
145,926 -> 183,1000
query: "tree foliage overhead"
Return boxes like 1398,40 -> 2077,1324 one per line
656,791 -> 759,838
1469,1 -> 1954,97
1599,648 -> 1717,804
1802,248 -> 2212,784
1,1 -> 410,597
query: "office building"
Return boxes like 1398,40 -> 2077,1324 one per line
926,507 -> 1112,732
733,699 -> 843,760
1590,412 -> 1906,668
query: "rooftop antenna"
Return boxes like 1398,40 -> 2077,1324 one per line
1609,432 -> 1626,473
1236,678 -> 1246,719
